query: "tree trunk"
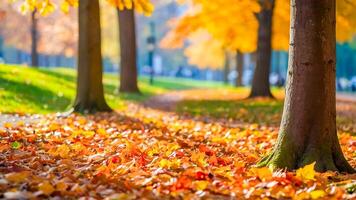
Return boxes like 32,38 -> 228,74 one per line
30,10 -> 39,67
249,0 -> 274,98
223,52 -> 230,84
73,0 -> 111,113
257,0 -> 354,173
236,51 -> 244,87
118,9 -> 140,93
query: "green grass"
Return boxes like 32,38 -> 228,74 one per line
177,99 -> 284,125
175,88 -> 285,126
0,64 -> 224,114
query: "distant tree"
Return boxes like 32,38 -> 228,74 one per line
30,9 -> 39,67
163,0 -> 356,90
10,0 -> 154,113
161,0 -> 259,85
223,51 -> 230,84
117,9 -> 140,93
0,2 -> 77,63
235,51 -> 244,86
258,0 -> 355,173
110,0 -> 153,93
249,0 -> 274,98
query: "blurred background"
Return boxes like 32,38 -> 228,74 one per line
0,0 -> 355,92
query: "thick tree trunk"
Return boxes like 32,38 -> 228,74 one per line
249,0 -> 274,98
257,0 -> 354,173
30,10 -> 39,67
236,51 -> 244,87
223,52 -> 230,84
73,0 -> 111,113
118,9 -> 140,93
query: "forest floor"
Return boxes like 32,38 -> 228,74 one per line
1,88 -> 355,199
1,65 -> 356,199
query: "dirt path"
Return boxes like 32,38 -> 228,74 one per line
143,91 -> 185,111
143,89 -> 356,111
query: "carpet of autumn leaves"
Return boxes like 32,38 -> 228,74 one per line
0,103 -> 355,199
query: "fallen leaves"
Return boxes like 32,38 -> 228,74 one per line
296,162 -> 316,181
5,171 -> 30,183
0,106 -> 355,199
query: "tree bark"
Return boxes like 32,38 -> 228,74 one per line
257,0 -> 354,173
249,0 -> 274,98
73,0 -> 111,113
223,52 -> 230,84
236,51 -> 244,87
118,9 -> 140,93
30,10 -> 39,67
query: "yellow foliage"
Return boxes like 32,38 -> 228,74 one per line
11,0 -> 154,16
272,0 -> 290,51
249,167 -> 273,180
184,30 -> 225,69
296,162 -> 316,181
310,190 -> 326,199
194,180 -> 209,191
273,0 -> 356,49
161,0 -> 259,53
163,0 -> 356,69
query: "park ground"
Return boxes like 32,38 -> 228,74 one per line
0,64 -> 355,199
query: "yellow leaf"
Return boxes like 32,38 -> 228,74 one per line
159,159 -> 170,168
60,1 -> 70,13
194,181 -> 209,191
3,122 -> 12,128
5,171 -> 30,183
191,152 -> 208,167
250,167 -> 273,180
296,162 -> 316,181
39,181 -> 55,195
57,144 -> 70,158
310,190 -> 326,199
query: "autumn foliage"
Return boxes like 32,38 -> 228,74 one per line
0,105 -> 355,199
161,0 -> 356,69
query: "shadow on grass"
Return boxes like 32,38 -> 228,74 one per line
174,99 -> 356,135
0,77 -> 72,113
175,99 -> 284,125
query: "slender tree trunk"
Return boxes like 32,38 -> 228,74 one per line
236,51 -> 244,87
257,0 -> 354,173
30,10 -> 39,67
73,0 -> 111,113
249,0 -> 274,98
118,9 -> 140,93
223,52 -> 230,84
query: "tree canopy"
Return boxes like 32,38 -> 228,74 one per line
162,0 -> 356,69
9,0 -> 154,15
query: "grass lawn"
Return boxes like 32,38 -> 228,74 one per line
0,64 -> 225,114
175,88 -> 285,125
